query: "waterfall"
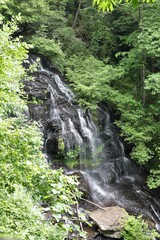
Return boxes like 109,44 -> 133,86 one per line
25,57 -> 160,231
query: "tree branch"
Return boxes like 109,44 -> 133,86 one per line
81,198 -> 106,211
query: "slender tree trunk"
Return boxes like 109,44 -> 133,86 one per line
151,58 -> 154,73
158,94 -> 160,121
139,5 -> 146,106
72,0 -> 83,29
138,5 -> 141,22
141,62 -> 146,107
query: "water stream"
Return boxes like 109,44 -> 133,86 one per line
26,57 -> 160,234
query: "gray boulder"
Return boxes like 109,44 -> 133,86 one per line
89,206 -> 128,238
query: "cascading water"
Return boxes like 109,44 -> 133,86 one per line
25,57 -> 160,233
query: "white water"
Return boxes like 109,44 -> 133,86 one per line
54,74 -> 74,101
68,118 -> 83,145
77,109 -> 98,157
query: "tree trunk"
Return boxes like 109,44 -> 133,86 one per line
141,62 -> 146,107
72,0 -> 83,29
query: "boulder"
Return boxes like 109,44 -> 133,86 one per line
89,206 -> 128,238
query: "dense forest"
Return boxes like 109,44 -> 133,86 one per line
0,0 -> 159,239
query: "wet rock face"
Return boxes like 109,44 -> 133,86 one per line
25,71 -> 76,156
24,65 -> 97,163
89,206 -> 128,239
24,73 -> 50,126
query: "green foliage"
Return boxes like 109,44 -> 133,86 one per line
1,0 -> 88,68
76,7 -> 115,59
0,119 -> 44,190
0,14 -> 84,239
58,137 -> 65,152
64,147 -> 80,169
121,215 -> 159,240
66,55 -> 123,108
93,0 -> 119,11
0,185 -> 67,240
54,26 -> 88,57
138,8 -> 160,58
145,73 -> 160,95
3,0 -> 49,24
113,6 -> 160,187
30,36 -> 65,70
93,0 -> 156,11
0,118 -> 82,237
0,17 -> 28,118
147,166 -> 160,189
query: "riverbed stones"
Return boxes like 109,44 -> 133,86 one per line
89,206 -> 128,238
